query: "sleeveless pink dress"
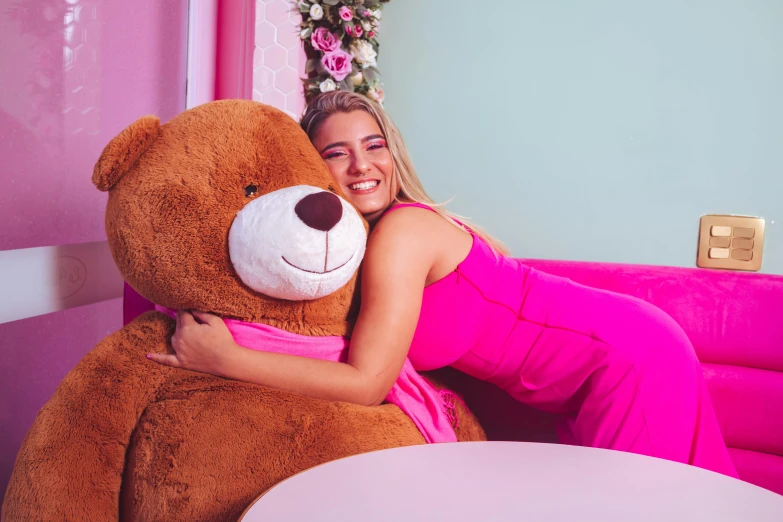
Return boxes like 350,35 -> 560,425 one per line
386,203 -> 737,478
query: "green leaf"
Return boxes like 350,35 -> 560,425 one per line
364,0 -> 380,6
305,59 -> 318,73
322,0 -> 340,5
363,67 -> 377,82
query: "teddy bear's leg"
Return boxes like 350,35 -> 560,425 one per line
2,312 -> 175,522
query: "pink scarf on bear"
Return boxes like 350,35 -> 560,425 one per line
156,306 -> 458,443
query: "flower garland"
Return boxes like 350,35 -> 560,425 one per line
297,0 -> 389,105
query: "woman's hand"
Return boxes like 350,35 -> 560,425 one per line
147,310 -> 238,376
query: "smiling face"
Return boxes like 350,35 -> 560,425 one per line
311,110 -> 396,225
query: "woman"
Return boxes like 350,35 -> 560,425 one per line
149,91 -> 737,478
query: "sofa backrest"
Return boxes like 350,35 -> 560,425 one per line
452,260 -> 783,495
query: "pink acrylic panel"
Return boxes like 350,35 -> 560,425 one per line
0,0 -> 188,503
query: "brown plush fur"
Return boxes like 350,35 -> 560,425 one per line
2,100 -> 485,522
93,115 -> 161,192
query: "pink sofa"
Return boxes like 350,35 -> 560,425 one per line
123,260 -> 783,495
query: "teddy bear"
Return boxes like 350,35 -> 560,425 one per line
1,100 -> 485,522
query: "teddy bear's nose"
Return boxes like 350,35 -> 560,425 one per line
294,191 -> 343,232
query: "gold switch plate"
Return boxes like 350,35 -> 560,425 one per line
697,215 -> 764,272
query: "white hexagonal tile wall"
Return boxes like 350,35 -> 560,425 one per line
255,21 -> 276,49
287,46 -> 300,69
277,21 -> 299,50
252,1 -> 304,120
274,70 -> 299,94
263,44 -> 287,72
285,91 -> 302,113
255,1 -> 266,23
261,89 -> 285,110
265,0 -> 290,26
253,66 -> 274,93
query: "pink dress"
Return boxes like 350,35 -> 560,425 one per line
387,203 -> 738,478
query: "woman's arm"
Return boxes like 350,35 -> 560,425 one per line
148,208 -> 437,407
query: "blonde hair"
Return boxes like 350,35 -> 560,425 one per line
300,91 -> 508,256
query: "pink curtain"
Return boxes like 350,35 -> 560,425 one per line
215,0 -> 256,100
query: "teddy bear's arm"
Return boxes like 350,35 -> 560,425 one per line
2,311 -> 176,522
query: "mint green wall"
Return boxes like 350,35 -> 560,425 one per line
380,0 -> 782,274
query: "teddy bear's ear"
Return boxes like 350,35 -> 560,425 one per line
92,115 -> 161,192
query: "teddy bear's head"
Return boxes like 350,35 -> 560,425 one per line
93,100 -> 366,336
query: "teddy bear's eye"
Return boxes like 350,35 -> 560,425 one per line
244,184 -> 258,197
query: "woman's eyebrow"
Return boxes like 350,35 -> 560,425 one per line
320,141 -> 348,154
320,134 -> 385,154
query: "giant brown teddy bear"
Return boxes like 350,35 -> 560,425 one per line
2,100 -> 486,521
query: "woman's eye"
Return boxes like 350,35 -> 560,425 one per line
325,151 -> 346,159
244,184 -> 258,197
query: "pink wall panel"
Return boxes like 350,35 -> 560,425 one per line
253,0 -> 305,120
0,0 -> 188,502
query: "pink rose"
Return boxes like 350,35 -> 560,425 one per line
367,86 -> 385,104
321,49 -> 353,82
367,87 -> 386,104
353,24 -> 363,37
368,31 -> 376,38
339,6 -> 353,21
310,27 -> 340,52
345,24 -> 352,36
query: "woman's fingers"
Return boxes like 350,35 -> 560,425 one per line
177,309 -> 198,327
191,310 -> 224,328
146,353 -> 181,367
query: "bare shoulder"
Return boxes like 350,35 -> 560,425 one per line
364,206 -> 440,270
366,206 -> 472,285
370,206 -> 453,247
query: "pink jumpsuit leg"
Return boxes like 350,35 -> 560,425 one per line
486,271 -> 738,478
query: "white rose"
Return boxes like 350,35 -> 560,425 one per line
309,4 -> 323,20
349,40 -> 377,69
361,20 -> 372,32
367,86 -> 384,104
319,78 -> 337,93
350,71 -> 364,86
370,9 -> 382,20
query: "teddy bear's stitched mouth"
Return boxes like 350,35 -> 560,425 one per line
281,251 -> 356,275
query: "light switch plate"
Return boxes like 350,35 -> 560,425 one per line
697,215 -> 764,272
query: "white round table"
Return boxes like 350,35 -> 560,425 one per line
241,441 -> 783,521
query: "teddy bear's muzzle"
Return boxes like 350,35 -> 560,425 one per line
228,185 -> 366,301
